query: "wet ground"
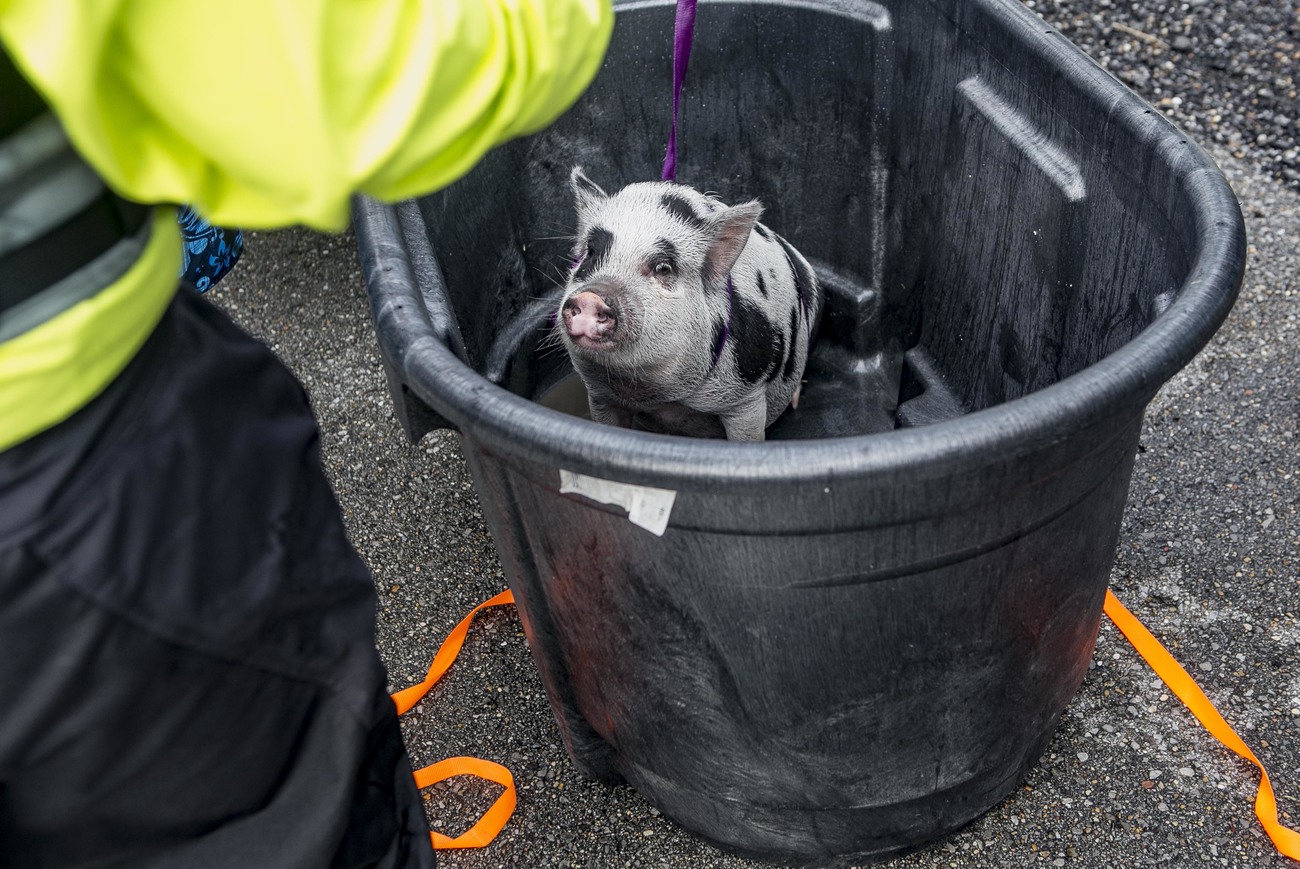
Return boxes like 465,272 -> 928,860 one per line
212,1 -> 1297,866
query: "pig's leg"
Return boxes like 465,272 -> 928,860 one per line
589,398 -> 634,429
721,394 -> 767,442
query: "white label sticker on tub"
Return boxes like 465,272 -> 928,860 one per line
558,470 -> 677,537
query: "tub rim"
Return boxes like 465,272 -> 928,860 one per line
354,0 -> 1246,493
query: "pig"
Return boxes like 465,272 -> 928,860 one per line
556,167 -> 822,442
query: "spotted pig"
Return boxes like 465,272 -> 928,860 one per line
556,167 -> 822,442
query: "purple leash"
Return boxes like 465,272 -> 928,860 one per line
661,0 -> 732,372
661,0 -> 698,182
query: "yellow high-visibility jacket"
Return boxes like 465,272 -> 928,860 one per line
0,0 -> 613,452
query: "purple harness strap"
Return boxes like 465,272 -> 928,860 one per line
709,274 -> 736,372
661,1 -> 732,374
661,0 -> 698,182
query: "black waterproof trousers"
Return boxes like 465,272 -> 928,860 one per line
0,289 -> 435,869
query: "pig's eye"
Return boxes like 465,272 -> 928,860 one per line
653,261 -> 674,277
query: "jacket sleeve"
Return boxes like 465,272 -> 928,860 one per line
0,0 -> 613,230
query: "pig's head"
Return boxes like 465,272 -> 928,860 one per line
558,167 -> 762,375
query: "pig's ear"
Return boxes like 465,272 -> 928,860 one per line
703,200 -> 764,283
570,166 -> 608,216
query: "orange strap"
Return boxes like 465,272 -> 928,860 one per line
1104,589 -> 1300,860
391,590 -> 517,851
392,587 -> 1300,857
414,756 -> 517,850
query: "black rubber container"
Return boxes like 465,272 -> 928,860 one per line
354,0 -> 1246,864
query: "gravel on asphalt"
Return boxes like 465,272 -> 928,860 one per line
1035,0 -> 1299,193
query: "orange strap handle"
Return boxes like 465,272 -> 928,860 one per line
391,589 -> 517,851
414,756 -> 517,850
1104,589 -> 1300,860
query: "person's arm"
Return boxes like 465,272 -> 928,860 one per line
0,0 -> 613,230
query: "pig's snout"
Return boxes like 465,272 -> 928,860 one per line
563,291 -> 618,347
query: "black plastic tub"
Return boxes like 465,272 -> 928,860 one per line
354,0 -> 1246,864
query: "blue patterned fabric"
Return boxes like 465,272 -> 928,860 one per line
177,205 -> 243,292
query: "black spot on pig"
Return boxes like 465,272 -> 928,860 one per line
730,296 -> 781,384
755,271 -> 768,298
775,233 -> 815,315
783,307 -> 800,380
652,237 -> 678,267
574,227 -> 613,281
754,223 -> 771,240
661,193 -> 708,229
766,330 -> 787,383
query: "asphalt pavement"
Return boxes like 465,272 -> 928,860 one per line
210,2 -> 1297,866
